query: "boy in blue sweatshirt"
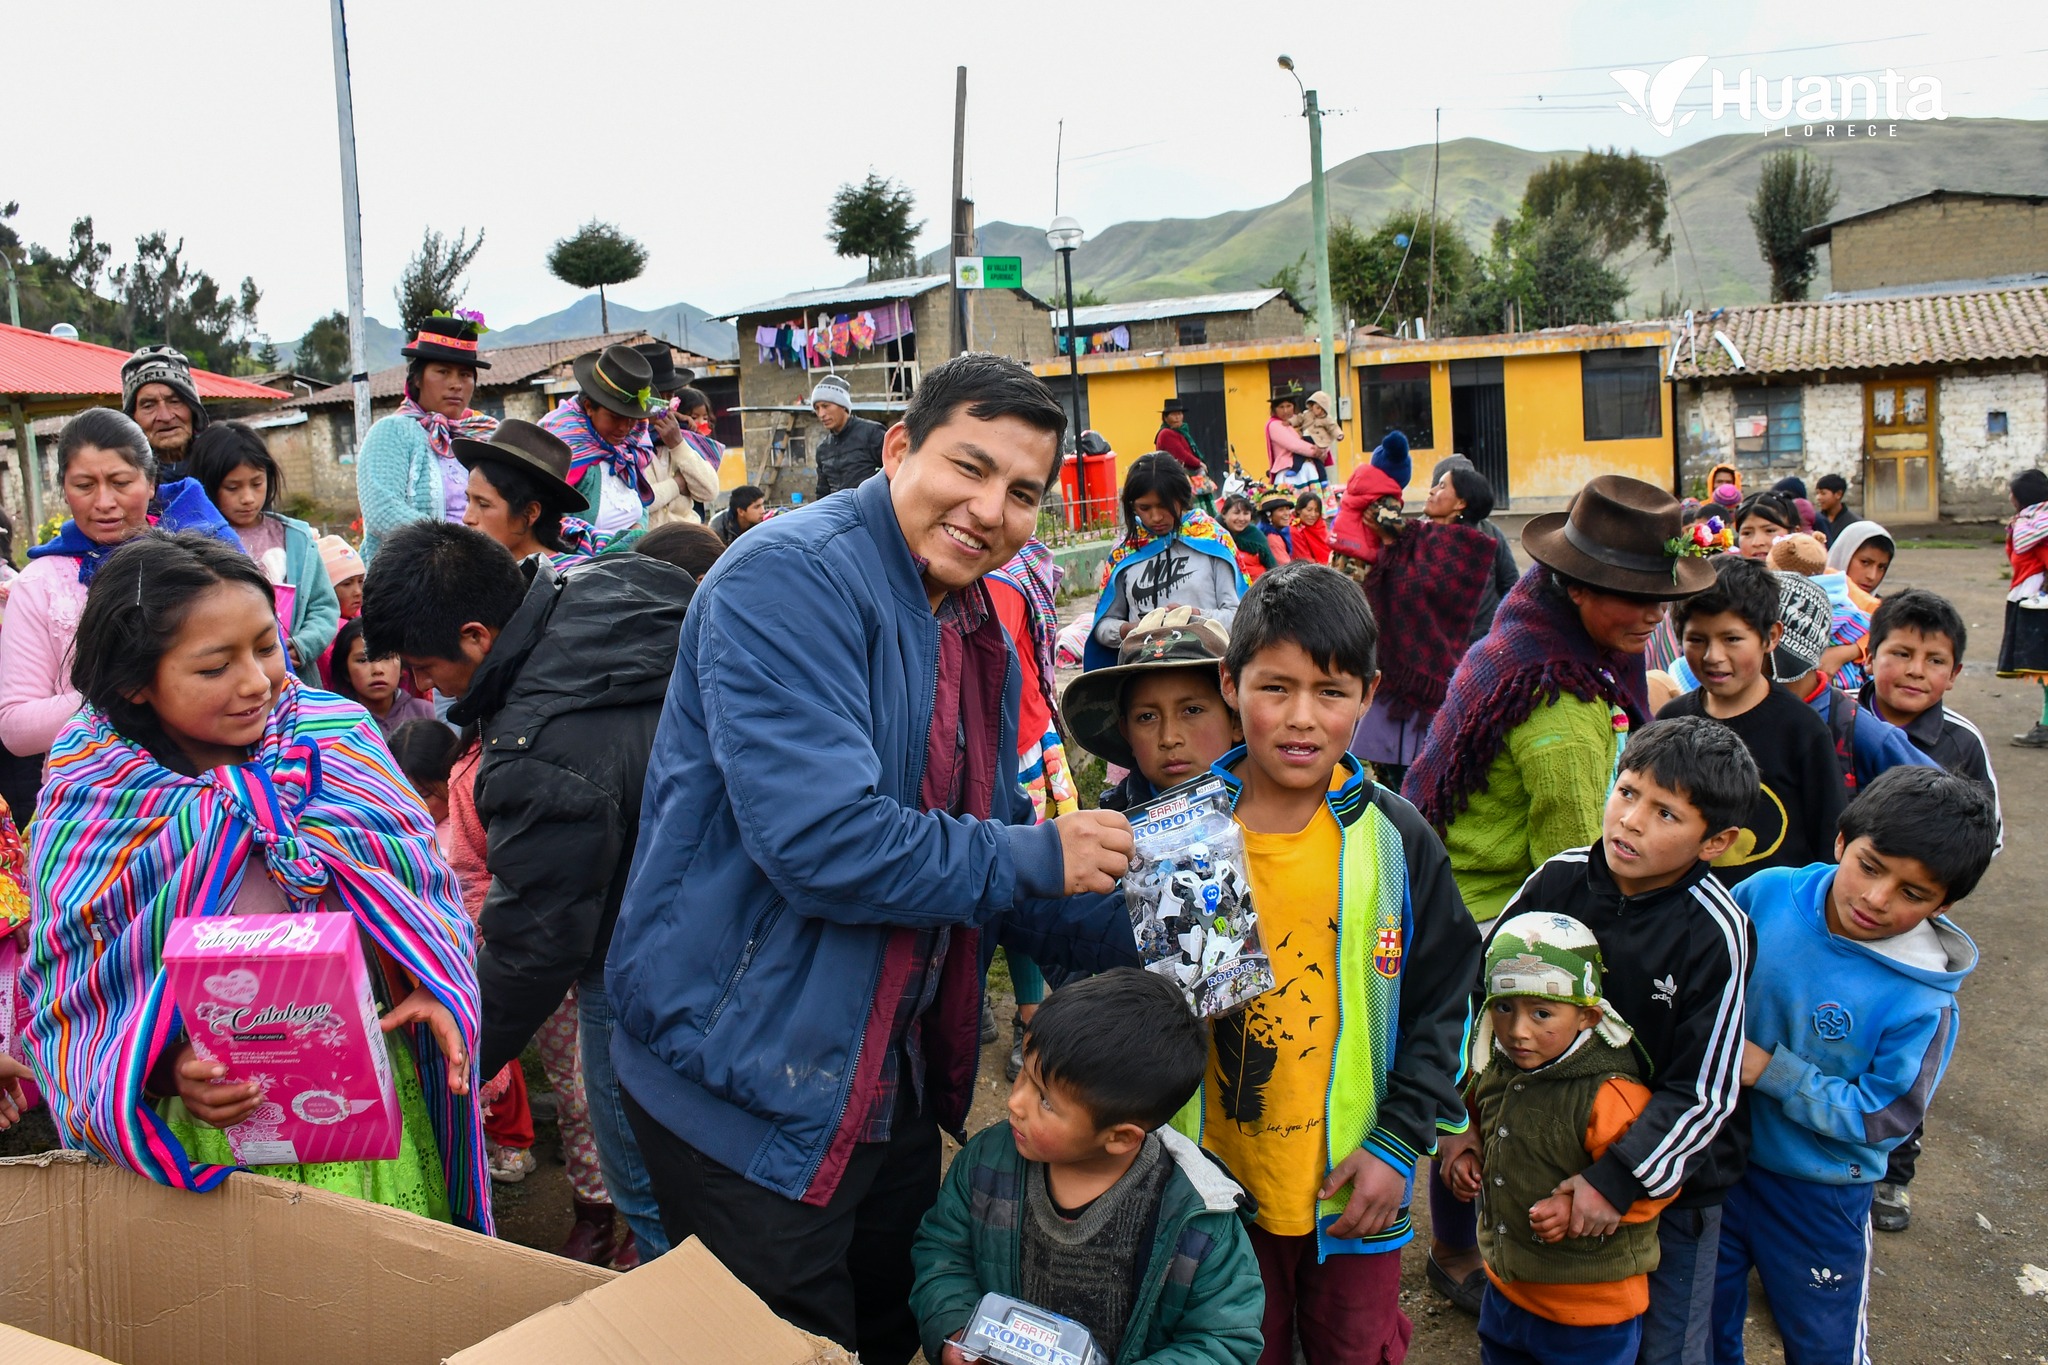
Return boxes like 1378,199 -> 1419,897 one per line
1712,767 -> 2000,1364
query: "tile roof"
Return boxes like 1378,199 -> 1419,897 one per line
1667,286 -> 2048,380
1066,289 -> 1297,329
291,331 -> 654,407
0,324 -> 289,401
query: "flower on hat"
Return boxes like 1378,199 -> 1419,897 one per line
635,386 -> 656,413
433,307 -> 490,335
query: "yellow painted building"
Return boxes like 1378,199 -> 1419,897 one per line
1351,324 -> 1677,511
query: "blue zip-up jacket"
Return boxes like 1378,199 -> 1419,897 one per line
608,474 -> 1139,1205
1730,863 -> 1976,1186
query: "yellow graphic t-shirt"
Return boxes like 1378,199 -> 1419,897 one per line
1202,802 -> 1342,1236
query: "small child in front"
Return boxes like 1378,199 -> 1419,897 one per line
1714,767 -> 1998,1364
1205,562 -> 1482,1363
1491,717 -> 1758,1364
910,969 -> 1264,1365
1447,913 -> 1672,1365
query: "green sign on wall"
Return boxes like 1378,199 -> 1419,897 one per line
982,256 -> 1023,289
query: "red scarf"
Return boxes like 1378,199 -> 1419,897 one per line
1292,516 -> 1332,564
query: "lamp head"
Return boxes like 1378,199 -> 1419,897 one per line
1045,215 -> 1085,253
1277,54 -> 1294,71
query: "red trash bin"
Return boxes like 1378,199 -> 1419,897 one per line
1080,451 -> 1118,527
1058,457 -> 1086,530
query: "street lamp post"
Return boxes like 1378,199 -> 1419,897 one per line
1046,216 -> 1086,453
1279,55 -> 1337,408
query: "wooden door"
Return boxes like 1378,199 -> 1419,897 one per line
1863,378 -> 1938,522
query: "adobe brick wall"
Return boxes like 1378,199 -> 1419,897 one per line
1828,199 -> 2048,293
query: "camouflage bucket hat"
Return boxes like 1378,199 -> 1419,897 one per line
1059,606 -> 1230,771
1473,911 -> 1636,1074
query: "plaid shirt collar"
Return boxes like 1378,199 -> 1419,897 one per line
910,555 -> 994,634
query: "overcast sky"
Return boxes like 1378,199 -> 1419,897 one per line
9,1 -> 2043,342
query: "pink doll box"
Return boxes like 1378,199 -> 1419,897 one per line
162,912 -> 401,1165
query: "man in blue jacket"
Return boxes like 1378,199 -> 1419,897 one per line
609,354 -> 1141,1363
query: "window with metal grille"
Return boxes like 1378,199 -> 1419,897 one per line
1360,362 -> 1434,450
1733,386 -> 1804,464
1581,348 -> 1663,441
1177,319 -> 1208,346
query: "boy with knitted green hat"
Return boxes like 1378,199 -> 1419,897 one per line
1445,912 -> 1674,1365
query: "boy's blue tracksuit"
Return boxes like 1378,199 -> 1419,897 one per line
1714,863 -> 1977,1364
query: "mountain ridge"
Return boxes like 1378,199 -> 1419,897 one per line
278,296 -> 736,373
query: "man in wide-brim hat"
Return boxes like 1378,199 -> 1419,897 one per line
540,345 -> 665,551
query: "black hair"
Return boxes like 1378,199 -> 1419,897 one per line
635,522 -> 722,579
1224,561 -> 1378,684
1734,491 -> 1799,535
2010,468 -> 2048,510
1294,490 -> 1323,515
902,352 -> 1068,481
1446,466 -> 1494,525
676,386 -> 712,416
1815,473 -> 1849,495
388,718 -> 462,796
1120,452 -> 1193,538
57,407 -> 155,483
730,485 -> 766,513
1534,564 -> 1665,611
1220,493 -> 1256,519
361,521 -> 525,663
71,531 -> 276,762
1025,968 -> 1208,1131
1839,766 -> 1999,904
1673,554 -> 1780,637
471,456 -> 569,553
1616,717 -> 1760,835
403,357 -> 479,404
1868,588 -> 1967,665
324,617 -> 371,703
186,421 -> 282,514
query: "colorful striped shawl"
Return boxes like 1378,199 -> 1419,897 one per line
21,680 -> 491,1232
988,539 -> 1061,716
541,396 -> 654,501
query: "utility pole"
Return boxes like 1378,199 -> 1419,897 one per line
949,66 -> 969,359
1426,107 -> 1441,339
2,250 -> 42,534
328,0 -> 371,458
1280,57 -> 1337,408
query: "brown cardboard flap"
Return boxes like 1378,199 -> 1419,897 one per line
0,1151 -> 612,1365
0,1321 -> 116,1364
447,1238 -> 853,1364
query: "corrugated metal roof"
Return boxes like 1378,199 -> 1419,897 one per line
1064,289 -> 1294,329
0,324 -> 289,401
291,330 -> 655,408
1668,286 -> 2048,379
726,275 -> 951,319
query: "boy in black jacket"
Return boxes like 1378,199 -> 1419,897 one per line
1491,717 -> 1758,1365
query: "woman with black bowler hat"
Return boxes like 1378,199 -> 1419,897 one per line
356,314 -> 497,563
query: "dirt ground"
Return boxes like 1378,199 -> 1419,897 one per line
2,543 -> 2041,1357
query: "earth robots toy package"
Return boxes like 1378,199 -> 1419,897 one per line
1123,775 -> 1275,1017
958,1292 -> 1105,1365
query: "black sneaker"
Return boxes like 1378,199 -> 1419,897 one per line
981,993 -> 999,1045
2013,723 -> 2048,749
1872,1181 -> 1911,1232
1426,1252 -> 1487,1315
1006,1018 -> 1026,1082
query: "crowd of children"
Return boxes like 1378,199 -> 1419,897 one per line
0,376 -> 2032,1365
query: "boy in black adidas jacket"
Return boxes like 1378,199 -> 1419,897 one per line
1486,718 -> 1759,1365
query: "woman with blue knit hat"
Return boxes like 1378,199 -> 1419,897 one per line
1445,911 -> 1670,1365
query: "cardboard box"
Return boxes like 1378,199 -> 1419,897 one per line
0,1151 -> 854,1364
161,912 -> 401,1166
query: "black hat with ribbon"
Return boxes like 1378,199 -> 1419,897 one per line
401,315 -> 491,369
572,344 -> 659,420
634,342 -> 696,395
453,419 -> 589,512
1521,474 -> 1717,599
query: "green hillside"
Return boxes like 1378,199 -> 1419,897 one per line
961,117 -> 2048,325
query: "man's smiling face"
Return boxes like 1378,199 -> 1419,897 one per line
883,407 -> 1058,607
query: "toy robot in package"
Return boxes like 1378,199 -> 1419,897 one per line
1124,776 -> 1275,1017
957,1293 -> 1105,1365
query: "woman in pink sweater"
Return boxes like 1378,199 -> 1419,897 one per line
0,412 -> 158,800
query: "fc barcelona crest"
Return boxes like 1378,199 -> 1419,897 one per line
1374,924 -> 1403,978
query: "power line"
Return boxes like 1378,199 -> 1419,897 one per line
1499,32 -> 1931,77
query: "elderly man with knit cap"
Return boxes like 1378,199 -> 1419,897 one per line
810,374 -> 886,498
120,345 -> 210,481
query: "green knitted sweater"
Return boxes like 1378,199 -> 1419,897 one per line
1441,694 -> 1627,921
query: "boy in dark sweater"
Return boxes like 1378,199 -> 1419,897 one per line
911,969 -> 1264,1365
1493,717 -> 1758,1365
1659,557 -> 1847,884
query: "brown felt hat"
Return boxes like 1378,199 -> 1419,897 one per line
572,344 -> 660,420
452,419 -> 589,512
1521,474 -> 1716,599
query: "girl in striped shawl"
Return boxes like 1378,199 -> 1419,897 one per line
22,532 -> 491,1232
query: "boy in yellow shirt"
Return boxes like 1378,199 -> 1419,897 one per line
1189,562 -> 1482,1364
